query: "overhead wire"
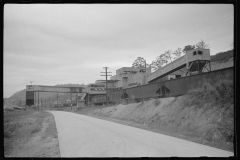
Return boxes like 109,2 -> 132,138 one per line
4,28 -> 18,54
8,5 -> 24,51
20,5 -> 31,55
209,37 -> 233,48
156,14 -> 233,51
204,31 -> 233,42
4,82 -> 30,90
4,75 -> 101,90
31,75 -> 101,83
7,5 -> 29,80
164,9 -> 232,39
162,24 -> 233,50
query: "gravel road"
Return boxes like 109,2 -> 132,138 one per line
48,111 -> 233,157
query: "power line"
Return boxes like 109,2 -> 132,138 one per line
33,75 -> 100,83
204,32 -> 233,42
4,82 -> 29,89
4,28 -> 18,54
155,14 -> 233,51
20,5 -> 31,55
157,28 -> 233,55
162,28 -> 232,51
8,5 -> 24,51
157,15 -> 233,50
4,75 -> 100,90
208,36 -> 233,47
195,15 -> 233,32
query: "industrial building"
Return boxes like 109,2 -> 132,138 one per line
110,67 -> 151,89
26,48 -> 232,108
83,48 -> 211,105
82,80 -> 117,105
147,48 -> 211,83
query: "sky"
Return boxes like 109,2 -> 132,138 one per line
4,4 -> 234,98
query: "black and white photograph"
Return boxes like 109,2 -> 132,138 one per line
3,3 -> 234,157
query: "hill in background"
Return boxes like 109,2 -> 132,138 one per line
211,50 -> 233,63
210,50 -> 234,71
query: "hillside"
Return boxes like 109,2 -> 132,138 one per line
77,78 -> 234,152
75,50 -> 234,151
210,50 -> 234,71
211,50 -> 233,63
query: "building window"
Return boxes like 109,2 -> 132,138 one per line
198,51 -> 203,55
176,75 -> 181,78
193,51 -> 197,55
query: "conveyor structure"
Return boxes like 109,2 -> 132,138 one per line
147,48 -> 211,83
25,85 -> 85,106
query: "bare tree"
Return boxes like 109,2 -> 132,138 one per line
196,39 -> 209,49
172,47 -> 182,60
163,50 -> 174,63
150,56 -> 167,71
150,52 -> 171,71
132,57 -> 149,68
182,45 -> 195,54
150,60 -> 160,71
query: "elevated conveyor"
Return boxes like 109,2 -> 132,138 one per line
26,85 -> 85,106
26,85 -> 84,93
148,48 -> 211,83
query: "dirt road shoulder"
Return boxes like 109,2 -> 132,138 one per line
4,110 -> 60,157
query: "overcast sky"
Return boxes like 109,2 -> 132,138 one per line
4,4 -> 233,98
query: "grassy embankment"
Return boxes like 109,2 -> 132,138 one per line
79,78 -> 234,152
4,108 -> 60,157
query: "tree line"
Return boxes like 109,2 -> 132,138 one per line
132,40 -> 210,71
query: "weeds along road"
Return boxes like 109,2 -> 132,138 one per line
48,111 -> 233,157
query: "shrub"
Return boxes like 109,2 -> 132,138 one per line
4,125 -> 16,138
4,122 -> 23,138
135,98 -> 141,103
186,79 -> 233,107
30,124 -> 41,134
154,99 -> 161,106
215,79 -> 234,105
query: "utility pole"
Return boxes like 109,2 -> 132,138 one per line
34,91 -> 36,110
100,67 -> 112,106
87,87 -> 89,106
57,94 -> 58,108
38,90 -> 39,111
41,98 -> 42,111
49,97 -> 51,110
71,93 -> 72,110
30,81 -> 34,110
